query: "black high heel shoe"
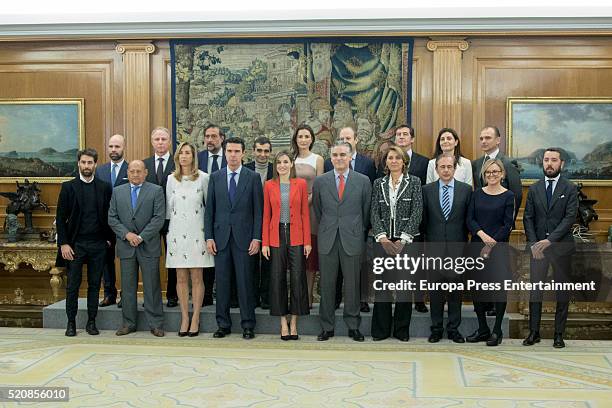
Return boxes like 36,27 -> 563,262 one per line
178,320 -> 189,337
486,332 -> 503,346
188,324 -> 200,337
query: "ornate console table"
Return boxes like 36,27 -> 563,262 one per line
0,240 -> 65,304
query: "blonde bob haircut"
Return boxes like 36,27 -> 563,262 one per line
480,158 -> 505,186
173,141 -> 200,181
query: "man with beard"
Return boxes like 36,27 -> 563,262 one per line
95,134 -> 129,307
56,148 -> 113,336
198,124 -> 227,174
523,148 -> 578,349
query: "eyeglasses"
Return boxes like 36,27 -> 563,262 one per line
485,170 -> 502,176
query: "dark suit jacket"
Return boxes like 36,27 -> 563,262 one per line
198,150 -> 227,174
55,177 -> 113,265
325,153 -> 377,184
245,161 -> 273,181
422,179 -> 472,257
143,155 -> 175,193
472,152 -> 523,221
523,176 -> 578,248
204,166 -> 264,251
95,161 -> 129,188
377,150 -> 428,185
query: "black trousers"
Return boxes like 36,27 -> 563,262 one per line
269,224 -> 309,316
65,239 -> 107,321
254,252 -> 271,305
102,243 -> 117,299
429,270 -> 462,335
529,253 -> 571,334
162,233 -> 177,300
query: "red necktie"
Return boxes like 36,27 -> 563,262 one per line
338,174 -> 345,200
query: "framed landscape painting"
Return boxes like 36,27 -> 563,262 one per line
507,97 -> 612,186
0,98 -> 85,183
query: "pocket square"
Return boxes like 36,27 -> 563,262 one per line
560,194 -> 565,198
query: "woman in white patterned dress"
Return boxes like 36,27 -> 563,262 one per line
166,141 -> 214,337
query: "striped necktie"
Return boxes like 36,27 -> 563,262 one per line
441,185 -> 451,220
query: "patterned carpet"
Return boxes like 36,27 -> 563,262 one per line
0,327 -> 610,407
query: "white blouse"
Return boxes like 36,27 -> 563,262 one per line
426,156 -> 473,187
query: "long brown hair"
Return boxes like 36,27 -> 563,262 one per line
433,127 -> 462,165
272,150 -> 297,180
291,124 -> 315,159
173,141 -> 200,181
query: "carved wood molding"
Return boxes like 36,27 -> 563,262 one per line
426,39 -> 469,52
115,43 -> 156,54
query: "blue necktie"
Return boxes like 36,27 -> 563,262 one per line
441,185 -> 451,220
229,172 -> 237,205
546,179 -> 553,208
131,185 -> 141,209
111,163 -> 118,186
211,154 -> 219,173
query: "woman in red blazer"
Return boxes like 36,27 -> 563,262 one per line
262,150 -> 312,340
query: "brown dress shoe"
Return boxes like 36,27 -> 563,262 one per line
115,326 -> 136,336
150,328 -> 165,337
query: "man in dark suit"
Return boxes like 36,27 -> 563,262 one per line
108,160 -> 166,337
245,136 -> 273,309
143,127 -> 177,307
205,136 -> 263,340
422,155 -> 472,343
378,125 -> 429,313
522,148 -> 578,349
198,124 -> 227,174
95,134 -> 129,307
56,148 -> 113,337
324,126 -> 376,313
313,141 -> 372,342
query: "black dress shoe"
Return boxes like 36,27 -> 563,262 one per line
281,334 -> 291,341
178,331 -> 188,337
414,302 -> 428,313
348,329 -> 365,342
372,335 -> 389,341
230,300 -> 239,308
394,334 -> 410,342
65,321 -> 76,337
466,329 -> 491,343
85,319 -> 99,335
360,302 -> 370,313
289,334 -> 299,340
213,327 -> 231,338
243,328 -> 255,339
553,332 -> 565,349
188,325 -> 200,337
317,330 -> 334,341
522,331 -> 541,346
428,332 -> 442,343
99,297 -> 116,307
448,332 -> 465,343
166,298 -> 178,308
486,332 -> 503,346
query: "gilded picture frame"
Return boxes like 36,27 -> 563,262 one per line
506,97 -> 612,186
0,98 -> 85,183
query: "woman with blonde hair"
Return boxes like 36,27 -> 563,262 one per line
166,141 -> 213,337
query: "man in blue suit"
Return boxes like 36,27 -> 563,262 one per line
95,134 -> 129,307
205,137 -> 263,340
198,124 -> 227,174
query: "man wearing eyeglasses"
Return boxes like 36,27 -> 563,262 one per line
245,136 -> 274,309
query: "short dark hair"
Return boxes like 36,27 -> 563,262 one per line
544,147 -> 564,160
77,148 -> 98,163
395,124 -> 415,138
224,136 -> 246,152
435,153 -> 458,169
204,124 -> 225,138
481,125 -> 501,138
253,136 -> 272,150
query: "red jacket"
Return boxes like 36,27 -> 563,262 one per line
262,178 -> 311,248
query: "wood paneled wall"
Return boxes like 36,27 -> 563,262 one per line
1,35 -> 611,241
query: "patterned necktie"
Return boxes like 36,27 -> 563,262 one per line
338,174 -> 345,200
131,185 -> 141,209
441,184 -> 451,220
111,163 -> 118,186
211,154 -> 219,173
156,157 -> 164,184
229,172 -> 237,205
546,179 -> 554,208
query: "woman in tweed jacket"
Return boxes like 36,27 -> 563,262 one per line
370,145 -> 423,341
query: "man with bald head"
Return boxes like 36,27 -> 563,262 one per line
96,134 -> 129,307
108,160 -> 166,337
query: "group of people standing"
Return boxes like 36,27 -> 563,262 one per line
56,122 -> 577,348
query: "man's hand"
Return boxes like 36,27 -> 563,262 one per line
125,232 -> 142,247
60,244 -> 74,261
531,239 -> 551,260
248,240 -> 260,256
207,239 -> 217,256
